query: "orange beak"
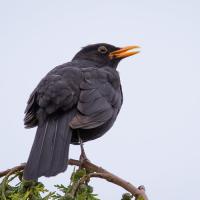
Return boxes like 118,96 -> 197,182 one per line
109,45 -> 140,59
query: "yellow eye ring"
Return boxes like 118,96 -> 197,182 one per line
98,46 -> 108,54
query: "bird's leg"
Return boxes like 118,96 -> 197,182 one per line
78,133 -> 89,168
80,139 -> 87,161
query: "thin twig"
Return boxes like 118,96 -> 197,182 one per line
0,164 -> 25,178
88,172 -> 148,200
70,173 -> 89,197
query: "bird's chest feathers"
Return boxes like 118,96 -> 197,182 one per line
80,67 -> 121,90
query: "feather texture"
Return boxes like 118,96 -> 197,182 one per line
23,110 -> 75,180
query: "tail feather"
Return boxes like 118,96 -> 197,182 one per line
23,111 -> 75,180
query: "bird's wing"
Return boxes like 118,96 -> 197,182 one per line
24,66 -> 82,128
70,67 -> 122,129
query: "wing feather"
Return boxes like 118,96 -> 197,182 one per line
24,65 -> 82,128
70,68 -> 121,129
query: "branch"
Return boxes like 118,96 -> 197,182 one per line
0,159 -> 148,200
0,164 -> 25,178
69,159 -> 148,200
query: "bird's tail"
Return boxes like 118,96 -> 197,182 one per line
23,111 -> 75,180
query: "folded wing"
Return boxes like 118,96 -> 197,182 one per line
70,68 -> 121,129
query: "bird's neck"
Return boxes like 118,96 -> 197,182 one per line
71,59 -> 101,68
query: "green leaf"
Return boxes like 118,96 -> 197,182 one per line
71,169 -> 87,183
136,195 -> 145,200
121,193 -> 133,200
0,167 -> 101,200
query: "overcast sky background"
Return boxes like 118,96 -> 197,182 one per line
0,0 -> 200,199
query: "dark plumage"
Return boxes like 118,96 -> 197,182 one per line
23,43 -> 139,180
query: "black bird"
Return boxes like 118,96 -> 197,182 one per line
23,43 -> 140,180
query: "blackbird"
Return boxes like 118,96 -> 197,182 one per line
23,43 -> 140,180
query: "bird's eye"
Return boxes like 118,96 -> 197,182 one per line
98,46 -> 108,54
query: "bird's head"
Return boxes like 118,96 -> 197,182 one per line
72,43 -> 140,68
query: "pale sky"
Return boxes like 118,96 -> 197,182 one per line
0,1 -> 200,199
